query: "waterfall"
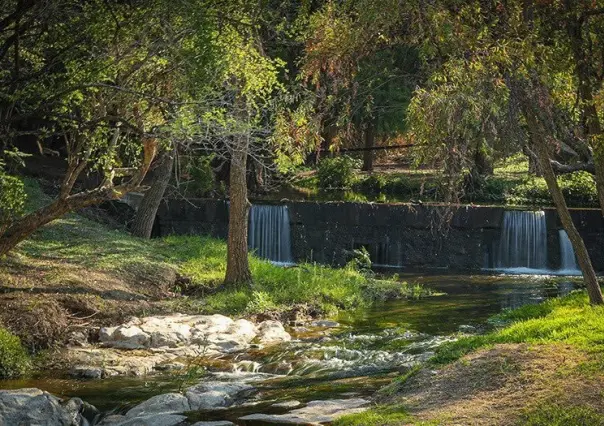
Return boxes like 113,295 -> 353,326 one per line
558,229 -> 580,274
248,205 -> 293,264
495,210 -> 548,272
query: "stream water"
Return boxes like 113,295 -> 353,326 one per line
0,273 -> 578,424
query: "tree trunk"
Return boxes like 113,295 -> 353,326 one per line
131,150 -> 174,239
362,116 -> 376,172
527,115 -> 604,305
0,192 -> 106,256
224,134 -> 252,285
564,3 -> 604,216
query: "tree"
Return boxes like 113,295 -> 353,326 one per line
0,0 -> 221,255
131,148 -> 174,239
405,0 -> 604,304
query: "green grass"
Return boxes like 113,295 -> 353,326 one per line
333,405 -> 413,426
0,327 -> 30,379
161,235 -> 423,315
11,178 -> 424,317
520,404 -> 604,426
431,290 -> 604,365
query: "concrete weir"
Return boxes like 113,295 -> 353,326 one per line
148,198 -> 604,272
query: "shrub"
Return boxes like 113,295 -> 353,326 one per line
0,165 -> 26,233
509,171 -> 598,207
382,175 -> 424,199
0,327 -> 30,379
186,154 -> 215,197
317,156 -> 359,189
355,174 -> 386,195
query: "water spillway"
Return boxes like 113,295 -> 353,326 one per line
248,204 -> 293,264
558,229 -> 580,274
494,210 -> 548,273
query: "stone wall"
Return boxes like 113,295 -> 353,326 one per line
152,198 -> 604,272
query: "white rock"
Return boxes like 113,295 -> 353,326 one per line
256,320 -> 291,344
110,325 -> 150,349
239,398 -> 370,424
125,393 -> 190,417
191,422 -> 236,426
185,382 -> 254,411
271,400 -> 303,409
139,317 -> 192,348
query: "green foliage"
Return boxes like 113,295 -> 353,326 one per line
432,290 -> 604,365
0,165 -> 26,232
510,172 -> 598,207
186,155 -> 216,197
520,404 -> 604,426
355,174 -> 386,195
317,156 -> 360,189
0,327 -> 30,379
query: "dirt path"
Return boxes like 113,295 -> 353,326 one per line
386,343 -> 604,425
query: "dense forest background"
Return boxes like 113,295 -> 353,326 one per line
1,0 -> 604,301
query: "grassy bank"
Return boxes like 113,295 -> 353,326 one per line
0,179 -> 422,368
335,290 -> 604,425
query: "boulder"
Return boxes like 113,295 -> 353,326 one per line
125,393 -> 190,418
185,382 -> 255,411
110,325 -> 150,349
0,388 -> 92,426
256,321 -> 291,344
239,398 -> 370,425
99,413 -> 187,426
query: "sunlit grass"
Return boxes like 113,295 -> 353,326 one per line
432,291 -> 604,365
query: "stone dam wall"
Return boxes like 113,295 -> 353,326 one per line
147,198 -> 604,272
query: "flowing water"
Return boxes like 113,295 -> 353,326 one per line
559,230 -> 580,275
0,274 -> 578,424
493,210 -> 548,273
248,205 -> 293,264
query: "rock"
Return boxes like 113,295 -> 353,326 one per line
256,320 -> 291,344
139,317 -> 192,348
271,400 -> 303,409
239,398 -> 370,425
70,365 -> 104,379
126,393 -> 190,417
99,413 -> 187,426
191,422 -> 236,426
0,388 -> 93,426
458,324 -> 477,333
110,325 -> 150,349
311,320 -> 340,328
185,382 -> 255,411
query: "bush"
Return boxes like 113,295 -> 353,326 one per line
383,175 -> 424,199
317,156 -> 359,189
509,171 -> 598,207
186,154 -> 215,197
0,166 -> 26,232
0,327 -> 30,378
354,174 -> 386,195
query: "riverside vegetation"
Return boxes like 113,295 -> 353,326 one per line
334,290 -> 604,425
0,180 -> 427,379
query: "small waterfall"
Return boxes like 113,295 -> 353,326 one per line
495,210 -> 548,272
558,229 -> 580,274
248,205 -> 293,264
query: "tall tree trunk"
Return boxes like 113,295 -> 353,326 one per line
564,3 -> 604,216
362,115 -> 377,172
526,113 -> 604,305
131,150 -> 174,239
224,134 -> 252,285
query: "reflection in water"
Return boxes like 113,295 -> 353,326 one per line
0,274 -> 578,422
